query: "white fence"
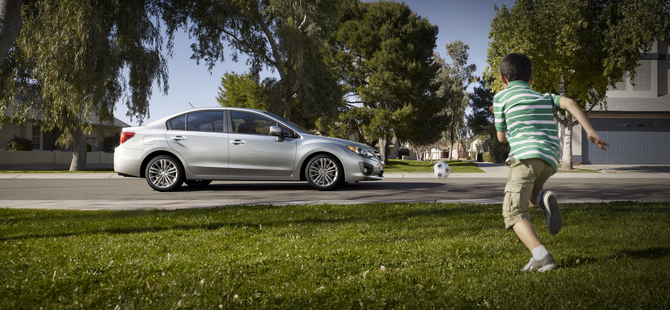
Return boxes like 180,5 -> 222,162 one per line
0,150 -> 114,165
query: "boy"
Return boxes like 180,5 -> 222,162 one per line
492,53 -> 609,272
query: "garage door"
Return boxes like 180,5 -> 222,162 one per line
584,118 -> 670,164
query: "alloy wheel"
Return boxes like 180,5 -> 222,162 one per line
307,156 -> 340,189
147,157 -> 181,190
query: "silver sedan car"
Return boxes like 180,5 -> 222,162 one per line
114,108 -> 384,191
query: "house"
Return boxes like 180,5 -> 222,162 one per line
1,114 -> 130,153
468,137 -> 489,161
562,39 -> 670,165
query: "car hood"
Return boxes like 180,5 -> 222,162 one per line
304,134 -> 376,151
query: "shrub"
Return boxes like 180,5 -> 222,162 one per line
6,135 -> 33,151
486,123 -> 510,164
483,151 -> 492,163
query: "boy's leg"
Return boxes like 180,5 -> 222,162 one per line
528,159 -> 561,235
503,158 -> 556,271
513,220 -> 542,250
503,158 -> 541,250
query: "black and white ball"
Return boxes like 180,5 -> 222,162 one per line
433,161 -> 450,179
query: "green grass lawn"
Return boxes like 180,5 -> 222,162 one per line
1,201 -> 668,309
386,159 -> 484,173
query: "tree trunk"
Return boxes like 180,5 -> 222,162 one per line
0,0 -> 23,67
561,112 -> 574,170
68,127 -> 87,171
393,136 -> 400,159
378,136 -> 390,165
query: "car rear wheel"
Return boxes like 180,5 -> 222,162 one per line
184,180 -> 212,188
305,154 -> 343,191
145,155 -> 184,192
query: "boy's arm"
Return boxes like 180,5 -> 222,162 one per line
559,97 -> 609,150
489,105 -> 508,144
497,131 -> 508,144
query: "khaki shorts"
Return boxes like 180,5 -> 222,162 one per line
503,157 -> 555,229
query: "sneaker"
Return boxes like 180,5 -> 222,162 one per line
521,254 -> 557,272
537,191 -> 562,235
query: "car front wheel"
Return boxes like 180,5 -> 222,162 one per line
305,154 -> 343,191
145,155 -> 184,192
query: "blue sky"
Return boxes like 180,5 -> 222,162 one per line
116,0 -> 516,126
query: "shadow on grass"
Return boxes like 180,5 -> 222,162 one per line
557,247 -> 670,270
1,203 -> 499,241
3,202 -> 668,243
618,247 -> 670,259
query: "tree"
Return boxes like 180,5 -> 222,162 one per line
486,0 -> 670,169
161,0 -> 343,127
434,41 -> 476,160
0,0 -> 168,171
467,76 -> 495,137
216,72 -> 270,111
0,0 -> 22,67
322,0 -> 441,163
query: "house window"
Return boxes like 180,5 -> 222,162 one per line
32,124 -> 41,150
632,60 -> 651,91
608,80 -> 626,91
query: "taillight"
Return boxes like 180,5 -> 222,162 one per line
120,132 -> 135,144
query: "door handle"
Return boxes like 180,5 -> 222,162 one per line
171,136 -> 186,141
231,139 -> 245,145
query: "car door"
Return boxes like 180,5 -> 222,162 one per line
166,110 -> 229,177
228,111 -> 297,177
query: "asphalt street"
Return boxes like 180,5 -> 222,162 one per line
1,171 -> 669,210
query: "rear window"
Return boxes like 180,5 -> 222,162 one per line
168,115 -> 185,130
187,111 -> 224,132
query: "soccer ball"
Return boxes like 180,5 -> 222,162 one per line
433,161 -> 450,179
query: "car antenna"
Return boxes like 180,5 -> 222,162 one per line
188,102 -> 195,109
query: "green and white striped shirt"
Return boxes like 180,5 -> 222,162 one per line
493,80 -> 561,171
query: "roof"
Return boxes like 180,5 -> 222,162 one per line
600,95 -> 670,112
3,109 -> 130,128
88,114 -> 131,128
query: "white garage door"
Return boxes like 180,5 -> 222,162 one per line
584,118 -> 670,164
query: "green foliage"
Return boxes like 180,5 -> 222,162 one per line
482,151 -> 492,163
0,0 -> 168,170
1,202 -> 669,308
5,134 -> 32,151
216,72 -> 270,111
1,0 -> 167,130
485,0 -> 670,110
161,0 -> 344,125
486,123 -> 510,164
435,41 -> 476,151
467,76 -> 496,136
322,0 -> 441,152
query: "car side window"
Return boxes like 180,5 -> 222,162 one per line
231,111 -> 276,135
168,115 -> 186,130
187,111 -> 224,132
280,125 -> 295,138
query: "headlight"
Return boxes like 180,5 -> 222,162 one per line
347,145 -> 375,159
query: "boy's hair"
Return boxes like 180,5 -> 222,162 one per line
499,53 -> 532,83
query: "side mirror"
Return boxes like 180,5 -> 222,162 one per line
269,126 -> 284,142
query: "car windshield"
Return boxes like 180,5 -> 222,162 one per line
261,111 -> 309,134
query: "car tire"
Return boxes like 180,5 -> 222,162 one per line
145,155 -> 184,192
305,154 -> 343,191
184,180 -> 212,188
